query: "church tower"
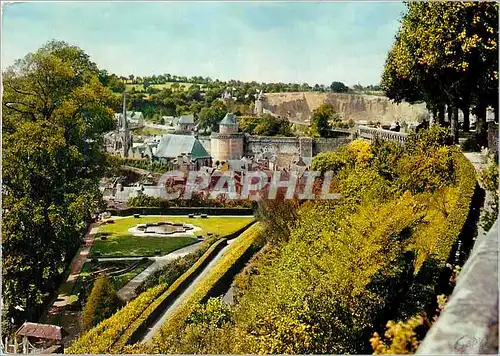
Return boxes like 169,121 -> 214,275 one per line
119,93 -> 131,157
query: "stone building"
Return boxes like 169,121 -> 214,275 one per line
105,93 -> 132,157
154,134 -> 211,169
176,114 -> 195,133
210,113 -> 245,163
114,111 -> 144,127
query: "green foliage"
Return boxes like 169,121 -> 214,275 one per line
404,126 -> 454,153
127,193 -> 256,209
310,150 -> 349,174
2,40 -> 114,330
256,196 -> 299,245
81,274 -> 121,331
238,114 -> 293,137
381,2 -> 498,142
330,81 -> 349,93
187,297 -> 233,327
310,103 -> 337,137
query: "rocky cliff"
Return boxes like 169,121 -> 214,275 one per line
263,92 -> 429,124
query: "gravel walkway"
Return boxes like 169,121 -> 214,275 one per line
116,242 -> 203,301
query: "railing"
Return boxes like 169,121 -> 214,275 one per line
417,220 -> 498,354
356,125 -> 407,144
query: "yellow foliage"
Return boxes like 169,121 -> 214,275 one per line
370,315 -> 425,354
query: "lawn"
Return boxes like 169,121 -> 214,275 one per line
92,216 -> 255,257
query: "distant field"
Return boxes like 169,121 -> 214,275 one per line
126,82 -> 198,92
131,127 -> 169,136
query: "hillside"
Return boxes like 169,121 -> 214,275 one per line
263,92 -> 429,124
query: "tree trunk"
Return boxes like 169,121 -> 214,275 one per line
447,105 -> 452,124
475,105 -> 488,148
451,106 -> 459,144
462,105 -> 470,132
438,104 -> 445,126
432,107 -> 438,125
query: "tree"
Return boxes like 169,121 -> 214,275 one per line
381,2 -> 498,144
330,81 -> 348,93
107,75 -> 126,93
81,274 -> 121,331
198,101 -> 228,132
2,40 -> 114,332
310,103 -> 336,137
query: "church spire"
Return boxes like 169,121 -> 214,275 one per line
121,92 -> 130,157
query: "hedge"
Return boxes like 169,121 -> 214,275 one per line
68,221 -> 256,354
111,238 -> 228,351
67,283 -> 168,353
434,151 -> 477,263
149,223 -> 262,347
107,207 -> 254,216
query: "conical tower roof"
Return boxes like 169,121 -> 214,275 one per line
219,112 -> 237,126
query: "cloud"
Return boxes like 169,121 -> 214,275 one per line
2,1 -> 405,86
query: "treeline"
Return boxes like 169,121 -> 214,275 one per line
2,41 -> 115,333
382,2 -> 498,146
110,72 -> 381,95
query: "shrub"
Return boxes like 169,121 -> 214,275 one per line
80,274 -> 121,331
370,315 -> 426,354
68,283 -> 169,353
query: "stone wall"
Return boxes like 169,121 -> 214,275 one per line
198,136 -> 212,154
199,134 -> 352,165
487,123 -> 498,159
245,135 -> 351,157
417,220 -> 498,355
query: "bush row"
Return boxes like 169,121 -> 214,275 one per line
127,195 -> 257,210
111,238 -> 228,352
108,206 -> 255,216
147,223 -> 262,350
67,283 -> 168,353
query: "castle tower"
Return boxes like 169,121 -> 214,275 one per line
210,113 -> 244,163
254,90 -> 264,116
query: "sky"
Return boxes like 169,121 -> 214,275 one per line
2,1 -> 406,86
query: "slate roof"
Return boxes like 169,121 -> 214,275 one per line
220,113 -> 237,126
154,135 -> 210,159
178,114 -> 194,124
16,322 -> 67,340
